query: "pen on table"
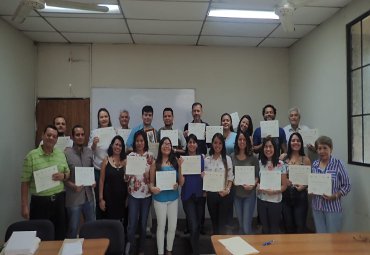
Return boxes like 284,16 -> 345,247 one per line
262,240 -> 274,246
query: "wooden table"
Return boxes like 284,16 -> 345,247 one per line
35,238 -> 109,255
211,233 -> 370,255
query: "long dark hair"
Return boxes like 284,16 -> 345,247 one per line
97,108 -> 112,128
287,132 -> 305,158
107,135 -> 126,160
155,137 -> 178,171
234,130 -> 252,156
132,130 -> 149,153
209,133 -> 229,182
220,113 -> 234,132
260,137 -> 279,167
185,134 -> 200,155
237,114 -> 253,137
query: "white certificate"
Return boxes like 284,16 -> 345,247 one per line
259,171 -> 281,190
148,142 -> 159,158
188,123 -> 206,140
156,171 -> 177,191
300,128 -> 319,146
288,165 -> 311,185
206,126 -> 223,143
33,165 -> 60,193
160,130 -> 178,146
75,167 -> 95,186
95,127 -> 116,147
203,171 -> 225,192
308,173 -> 332,195
260,120 -> 279,138
181,156 -> 201,175
230,112 -> 240,131
126,156 -> 147,175
234,166 -> 255,186
219,236 -> 259,255
117,128 -> 131,145
55,136 -> 73,151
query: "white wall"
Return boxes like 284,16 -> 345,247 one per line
0,19 -> 36,236
289,0 -> 370,231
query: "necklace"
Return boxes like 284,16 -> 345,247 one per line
112,157 -> 121,169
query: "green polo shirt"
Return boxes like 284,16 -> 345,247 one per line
21,146 -> 69,196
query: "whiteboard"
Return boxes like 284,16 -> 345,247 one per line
91,88 -> 195,132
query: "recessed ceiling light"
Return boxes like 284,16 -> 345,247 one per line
40,4 -> 120,14
208,9 -> 279,19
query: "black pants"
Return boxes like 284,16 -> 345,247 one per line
30,192 -> 66,240
206,192 -> 233,235
282,190 -> 308,233
257,198 -> 282,234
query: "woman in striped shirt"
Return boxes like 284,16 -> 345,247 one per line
311,136 -> 351,233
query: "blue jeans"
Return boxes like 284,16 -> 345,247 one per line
234,193 -> 256,234
127,195 -> 152,253
66,200 -> 95,238
182,195 -> 206,255
312,210 -> 343,233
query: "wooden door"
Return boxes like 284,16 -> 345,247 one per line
35,98 -> 90,147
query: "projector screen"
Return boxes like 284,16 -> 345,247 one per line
91,88 -> 195,131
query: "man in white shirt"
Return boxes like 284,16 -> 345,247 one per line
119,109 -> 130,129
283,107 -> 309,141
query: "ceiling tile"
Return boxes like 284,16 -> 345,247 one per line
133,34 -> 197,45
122,0 -> 209,20
270,24 -> 316,38
127,20 -> 203,35
2,16 -> 55,32
258,37 -> 298,48
202,21 -> 278,37
64,32 -> 132,43
46,17 -> 129,33
293,6 -> 340,25
198,35 -> 262,47
23,31 -> 68,42
0,0 -> 38,16
306,0 -> 352,7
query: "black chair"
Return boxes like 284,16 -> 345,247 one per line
79,219 -> 125,255
5,219 -> 55,242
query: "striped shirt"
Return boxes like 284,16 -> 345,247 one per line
311,156 -> 351,212
21,146 -> 69,196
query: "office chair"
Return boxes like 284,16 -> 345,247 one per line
4,219 -> 55,242
79,219 -> 125,255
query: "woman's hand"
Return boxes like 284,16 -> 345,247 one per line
99,199 -> 106,211
177,157 -> 184,167
173,183 -> 179,190
150,186 -> 161,195
146,154 -> 154,165
219,188 -> 230,197
323,193 -> 339,201
294,184 -> 306,192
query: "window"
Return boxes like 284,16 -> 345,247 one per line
347,10 -> 370,166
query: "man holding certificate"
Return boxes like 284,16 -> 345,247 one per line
311,136 -> 351,233
64,125 -> 95,238
257,137 -> 288,234
21,125 -> 70,240
159,107 -> 186,156
149,137 -> 184,255
253,104 -> 287,156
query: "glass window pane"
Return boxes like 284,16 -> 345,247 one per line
363,66 -> 370,114
363,16 -> 370,66
351,22 -> 362,69
364,116 -> 370,164
352,116 -> 363,163
351,69 -> 362,115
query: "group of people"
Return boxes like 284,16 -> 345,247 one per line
20,103 -> 351,255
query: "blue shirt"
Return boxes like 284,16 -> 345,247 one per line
253,127 -> 287,154
181,156 -> 204,201
311,156 -> 351,212
225,132 -> 237,156
126,124 -> 144,149
153,165 -> 179,202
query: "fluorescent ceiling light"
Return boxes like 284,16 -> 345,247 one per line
41,4 -> 120,14
208,9 -> 279,19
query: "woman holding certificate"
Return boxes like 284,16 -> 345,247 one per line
282,132 -> 311,233
99,135 -> 127,221
88,108 -> 116,218
311,136 -> 351,233
204,133 -> 234,235
221,113 -> 237,156
257,137 -> 288,234
180,134 -> 205,255
231,130 -> 259,234
149,137 -> 184,255
237,114 -> 254,143
125,130 -> 153,255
